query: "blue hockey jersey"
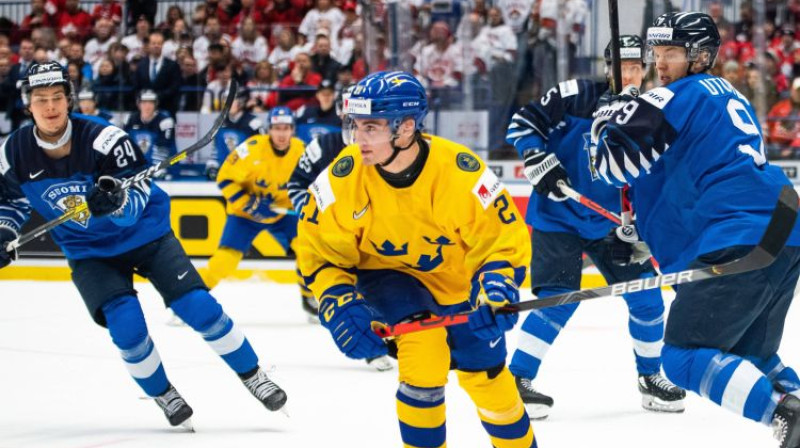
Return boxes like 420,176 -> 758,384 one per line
595,73 -> 800,272
211,112 -> 264,167
0,116 -> 172,259
124,110 -> 176,165
506,79 -> 622,240
286,131 -> 346,211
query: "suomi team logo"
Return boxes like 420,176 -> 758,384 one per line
41,181 -> 91,228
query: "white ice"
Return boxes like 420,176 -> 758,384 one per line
1,278 -> 798,448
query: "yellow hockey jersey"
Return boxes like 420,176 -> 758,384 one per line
216,136 -> 305,224
296,134 -> 531,307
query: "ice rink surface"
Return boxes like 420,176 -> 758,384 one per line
1,279 -> 798,448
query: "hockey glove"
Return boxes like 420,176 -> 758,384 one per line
604,224 -> 652,266
468,272 -> 520,340
0,226 -> 18,269
87,176 -> 128,217
523,150 -> 570,202
590,85 -> 640,144
319,285 -> 389,360
243,193 -> 279,221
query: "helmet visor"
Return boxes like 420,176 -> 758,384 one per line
342,115 -> 394,148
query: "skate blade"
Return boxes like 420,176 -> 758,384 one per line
523,403 -> 551,420
178,418 -> 195,432
278,403 -> 291,418
641,395 -> 685,413
367,357 -> 394,372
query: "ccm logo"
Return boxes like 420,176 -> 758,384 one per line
610,271 -> 694,296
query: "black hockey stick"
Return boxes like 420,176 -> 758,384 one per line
5,81 -> 239,253
373,186 -> 798,338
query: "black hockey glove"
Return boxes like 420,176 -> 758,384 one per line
0,227 -> 18,269
590,86 -> 640,144
87,176 -> 128,217
604,224 -> 651,266
523,150 -> 570,202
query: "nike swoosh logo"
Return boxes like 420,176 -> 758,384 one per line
353,202 -> 370,220
29,170 -> 45,179
177,270 -> 189,280
489,337 -> 502,349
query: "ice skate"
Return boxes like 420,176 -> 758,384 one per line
773,393 -> 800,448
302,296 -> 320,324
242,368 -> 288,412
638,373 -> 686,413
366,355 -> 394,372
515,376 -> 554,420
154,384 -> 194,430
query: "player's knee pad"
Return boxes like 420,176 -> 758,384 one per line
170,288 -> 223,332
457,368 -> 534,448
396,326 -> 450,388
202,247 -> 244,288
102,295 -> 148,350
396,383 -> 447,448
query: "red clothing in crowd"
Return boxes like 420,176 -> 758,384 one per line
19,12 -> 54,34
92,2 -> 123,24
767,99 -> 800,148
57,8 -> 93,41
278,70 -> 322,110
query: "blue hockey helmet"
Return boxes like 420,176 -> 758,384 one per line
646,12 -> 721,71
268,106 -> 295,127
344,71 -> 428,133
20,61 -> 73,107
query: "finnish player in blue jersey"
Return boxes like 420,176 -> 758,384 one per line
124,90 -> 176,179
591,13 -> 800,448
505,35 -> 685,419
204,89 -> 265,180
0,62 -> 288,429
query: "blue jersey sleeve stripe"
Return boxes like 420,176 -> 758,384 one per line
228,189 -> 246,204
217,179 -> 233,189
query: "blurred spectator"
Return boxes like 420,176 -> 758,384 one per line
232,16 -> 268,75
734,1 -> 753,41
66,40 -> 93,82
269,28 -> 301,77
121,15 -> 151,62
335,0 -> 361,64
57,0 -> 92,42
92,0 -> 122,25
204,0 -> 235,34
297,79 -> 340,126
721,60 -> 748,93
125,0 -> 157,32
232,0 -> 266,33
162,19 -> 191,60
247,60 -> 279,110
85,18 -> 118,67
278,51 -> 322,110
31,27 -> 58,59
310,32 -> 341,84
765,50 -> 789,93
66,60 -> 86,92
179,56 -> 205,111
414,21 -> 463,88
32,46 -> 49,63
199,43 -> 229,82
264,0 -> 304,45
742,64 -> 780,119
709,0 -> 733,38
770,27 -> 799,79
134,30 -> 182,116
191,4 -> 207,37
94,57 -> 129,110
157,5 -> 185,34
15,38 -> 35,75
298,0 -> 344,44
194,16 -> 232,72
0,56 -> 10,111
5,39 -> 35,130
202,63 -> 236,112
20,0 -> 55,36
108,41 -> 132,80
766,77 -> 800,159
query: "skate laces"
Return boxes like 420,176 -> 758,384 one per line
646,374 -> 677,392
520,378 -> 537,392
244,370 -> 280,400
156,387 -> 187,416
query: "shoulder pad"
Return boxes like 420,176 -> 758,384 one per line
159,116 -> 175,131
558,79 -> 580,98
309,169 -> 336,212
639,87 -> 675,110
305,139 -> 323,163
93,125 -> 127,155
471,168 -> 502,210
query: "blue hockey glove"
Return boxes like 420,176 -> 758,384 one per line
319,285 -> 388,360
0,226 -> 18,269
523,150 -> 570,202
604,224 -> 652,266
243,193 -> 279,221
87,176 -> 128,217
468,272 -> 520,340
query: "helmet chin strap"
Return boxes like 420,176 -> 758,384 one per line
34,118 -> 72,151
379,131 -> 419,167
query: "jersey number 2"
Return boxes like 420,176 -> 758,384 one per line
727,99 -> 766,166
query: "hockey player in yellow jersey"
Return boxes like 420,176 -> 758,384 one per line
296,71 -> 538,448
201,106 -> 318,320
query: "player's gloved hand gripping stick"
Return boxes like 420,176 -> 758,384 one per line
373,186 -> 799,338
3,82 -> 240,255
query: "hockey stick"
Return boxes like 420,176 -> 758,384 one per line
373,185 -> 799,338
557,180 -> 622,225
5,82 -> 239,253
